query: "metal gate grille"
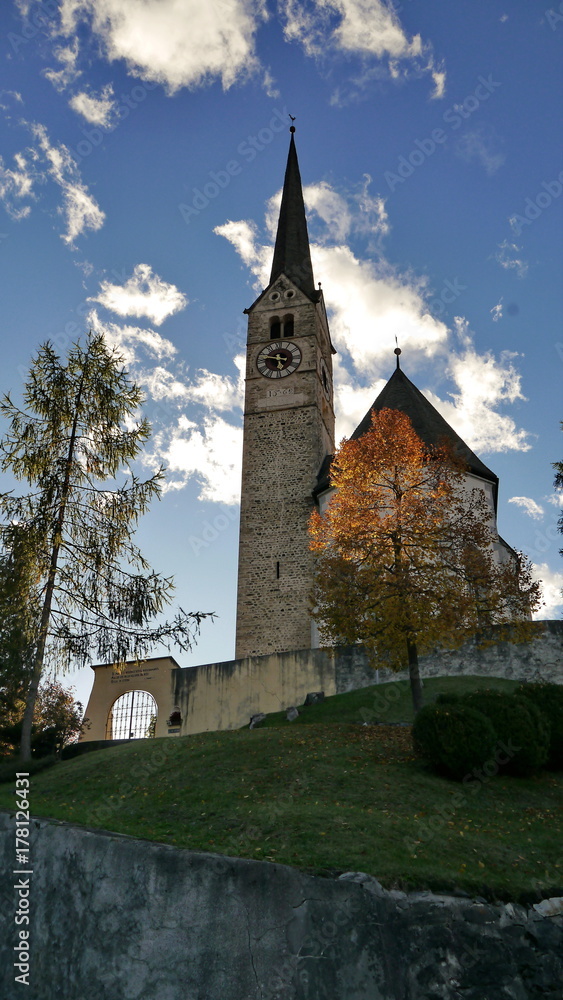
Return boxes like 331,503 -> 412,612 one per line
106,690 -> 157,740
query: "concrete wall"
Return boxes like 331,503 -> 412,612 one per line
81,624 -> 563,742
0,813 -> 561,1000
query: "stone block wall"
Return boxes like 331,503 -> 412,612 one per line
0,814 -> 561,1000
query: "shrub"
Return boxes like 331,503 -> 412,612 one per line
515,682 -> 563,769
0,755 -> 58,785
412,703 -> 497,781
462,690 -> 550,776
434,692 -> 460,706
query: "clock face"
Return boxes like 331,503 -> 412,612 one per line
256,341 -> 301,379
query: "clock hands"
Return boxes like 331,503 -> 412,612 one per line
270,353 -> 287,369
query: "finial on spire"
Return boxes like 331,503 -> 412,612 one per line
289,114 -> 296,133
394,336 -> 402,369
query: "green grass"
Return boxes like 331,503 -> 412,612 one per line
1,675 -> 561,903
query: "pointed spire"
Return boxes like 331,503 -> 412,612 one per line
269,128 -> 316,299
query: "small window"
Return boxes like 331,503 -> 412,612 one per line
270,318 -> 281,339
283,315 -> 294,338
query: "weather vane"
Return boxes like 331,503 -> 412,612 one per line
394,335 -> 402,368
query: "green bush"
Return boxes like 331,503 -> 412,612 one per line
0,755 -> 58,785
434,692 -> 461,706
462,690 -> 550,776
515,682 -> 563,769
412,703 -> 497,781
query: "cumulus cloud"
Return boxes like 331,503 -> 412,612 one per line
279,0 -> 444,98
149,414 -> 243,503
216,183 -> 531,455
532,562 -> 563,619
88,310 -> 243,503
545,492 -> 563,508
88,309 -> 178,367
53,0 -> 265,93
91,264 -> 188,325
508,496 -> 545,520
69,84 -> 118,126
430,317 -> 531,455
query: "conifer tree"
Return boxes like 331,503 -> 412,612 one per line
0,334 -> 211,760
309,408 -> 540,712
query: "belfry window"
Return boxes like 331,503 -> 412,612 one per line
283,315 -> 294,338
270,314 -> 294,339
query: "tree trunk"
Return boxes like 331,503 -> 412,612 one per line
407,638 -> 423,715
19,379 -> 84,762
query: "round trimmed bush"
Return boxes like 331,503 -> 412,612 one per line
461,690 -> 550,776
412,703 -> 497,781
515,682 -> 563,769
434,692 -> 461,706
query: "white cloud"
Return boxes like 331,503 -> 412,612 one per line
490,299 -> 503,322
5,122 -> 105,245
279,0 -> 444,98
44,39 -> 81,92
431,317 -> 531,455
89,311 -> 243,501
0,151 -> 37,220
508,497 -> 545,520
532,563 -> 563,620
216,187 -> 532,457
151,414 -> 243,503
497,238 -> 528,278
454,126 -> 505,176
54,0 -> 265,94
430,68 -> 446,100
88,309 -> 178,366
545,492 -> 563,508
91,264 -> 188,325
69,84 -> 117,126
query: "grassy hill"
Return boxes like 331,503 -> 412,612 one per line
1,675 -> 561,903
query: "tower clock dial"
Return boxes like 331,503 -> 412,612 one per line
256,341 -> 301,379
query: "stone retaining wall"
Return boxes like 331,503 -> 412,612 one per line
0,814 -> 561,1000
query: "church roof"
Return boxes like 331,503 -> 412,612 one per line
314,363 -> 499,508
269,129 -> 318,301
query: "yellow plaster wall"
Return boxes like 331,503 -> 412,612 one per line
81,657 -> 180,740
173,649 -> 338,736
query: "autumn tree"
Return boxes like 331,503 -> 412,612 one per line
0,680 -> 85,757
309,408 -> 540,713
0,333 -> 211,761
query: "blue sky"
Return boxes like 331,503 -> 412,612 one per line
0,0 -> 561,709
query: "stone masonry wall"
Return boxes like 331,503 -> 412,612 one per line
334,621 -> 563,693
0,814 -> 561,1000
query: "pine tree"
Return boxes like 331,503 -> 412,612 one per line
0,334 -> 211,760
309,408 -> 540,712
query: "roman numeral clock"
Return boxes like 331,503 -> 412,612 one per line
235,128 -> 336,660
256,341 -> 302,379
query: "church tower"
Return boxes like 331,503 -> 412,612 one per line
235,128 -> 336,659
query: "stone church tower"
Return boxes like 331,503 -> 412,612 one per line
235,128 -> 336,659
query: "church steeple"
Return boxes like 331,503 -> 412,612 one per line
269,128 -> 317,300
